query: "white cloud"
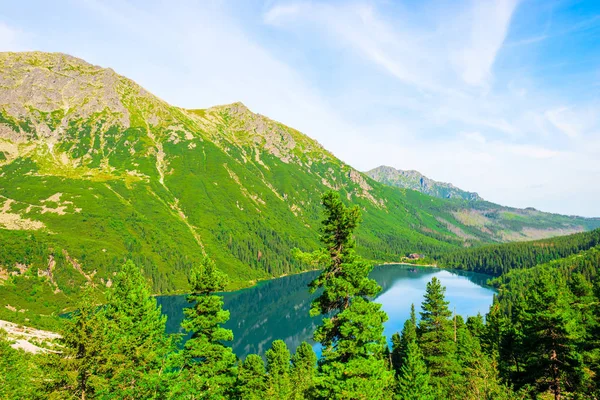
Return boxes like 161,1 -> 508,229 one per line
545,107 -> 579,138
544,106 -> 599,139
263,3 -> 301,25
503,144 -> 560,159
451,0 -> 520,86
265,0 -> 520,90
6,0 -> 597,216
264,2 -> 447,92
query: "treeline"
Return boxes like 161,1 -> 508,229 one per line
2,192 -> 600,399
389,278 -> 513,399
483,245 -> 600,396
436,228 -> 600,275
0,258 -> 511,399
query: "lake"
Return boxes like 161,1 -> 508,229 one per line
156,264 -> 495,359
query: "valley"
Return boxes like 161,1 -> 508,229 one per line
1,52 -> 598,327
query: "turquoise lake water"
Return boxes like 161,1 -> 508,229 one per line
157,264 -> 495,359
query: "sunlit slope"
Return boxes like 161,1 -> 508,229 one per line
368,166 -> 600,241
0,52 -> 598,323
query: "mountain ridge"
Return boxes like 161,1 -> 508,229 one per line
366,165 -> 482,201
1,51 -> 599,326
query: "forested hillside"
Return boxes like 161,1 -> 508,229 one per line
436,228 -> 600,275
1,51 -> 599,326
2,192 -> 599,399
484,245 -> 600,396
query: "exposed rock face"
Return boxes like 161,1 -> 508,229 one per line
193,101 -> 330,166
0,52 -> 133,143
366,165 -> 482,201
0,52 -> 366,202
0,319 -> 61,354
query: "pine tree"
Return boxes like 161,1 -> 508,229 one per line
237,354 -> 267,400
483,298 -> 525,384
178,255 -> 237,399
47,287 -> 107,399
266,340 -> 292,398
391,304 -> 417,375
291,342 -> 317,399
396,340 -> 434,400
520,272 -> 585,399
591,277 -> 600,397
417,277 -> 459,397
456,316 -> 512,400
299,191 -> 394,399
100,260 -> 174,398
466,314 -> 485,340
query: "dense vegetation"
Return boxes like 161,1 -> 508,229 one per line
2,192 -> 599,399
484,245 -> 600,398
2,52 -> 599,328
1,51 -> 600,398
436,228 -> 600,275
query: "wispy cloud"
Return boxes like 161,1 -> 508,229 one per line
545,105 -> 599,139
505,34 -> 549,47
2,0 -> 599,216
262,0 -> 526,139
265,2 -> 448,92
261,0 -> 599,215
504,143 -> 560,159
451,0 -> 520,86
264,0 -> 520,90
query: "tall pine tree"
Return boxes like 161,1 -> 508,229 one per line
291,341 -> 317,399
46,287 -> 107,399
417,277 -> 460,398
455,316 -> 512,400
99,260 -> 174,399
299,191 -> 394,399
396,339 -> 434,400
177,255 -> 237,399
520,272 -> 585,399
266,340 -> 292,399
391,304 -> 418,376
236,354 -> 267,400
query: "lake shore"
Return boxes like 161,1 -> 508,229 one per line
225,261 -> 441,293
156,261 -> 442,297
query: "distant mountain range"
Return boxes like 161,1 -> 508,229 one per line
366,166 -> 482,201
0,52 -> 598,324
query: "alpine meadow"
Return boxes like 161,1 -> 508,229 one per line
1,14 -> 600,400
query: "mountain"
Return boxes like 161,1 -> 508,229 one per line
0,52 -> 598,326
365,166 -> 482,201
366,164 -> 600,242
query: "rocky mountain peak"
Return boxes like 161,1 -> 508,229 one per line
0,52 -> 133,142
366,165 -> 482,202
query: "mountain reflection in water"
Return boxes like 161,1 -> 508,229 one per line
157,265 -> 495,359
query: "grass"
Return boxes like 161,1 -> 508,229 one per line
1,51 -> 598,329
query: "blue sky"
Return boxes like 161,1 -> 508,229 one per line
1,0 -> 599,216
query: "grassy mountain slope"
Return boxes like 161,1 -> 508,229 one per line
0,52 -> 598,327
367,165 -> 599,241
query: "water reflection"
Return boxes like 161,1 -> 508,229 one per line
157,265 -> 495,359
